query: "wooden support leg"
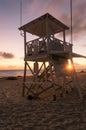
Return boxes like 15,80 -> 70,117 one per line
43,62 -> 47,81
22,61 -> 27,97
61,76 -> 66,97
34,61 -> 39,80
49,61 -> 56,101
22,82 -> 26,97
70,58 -> 83,100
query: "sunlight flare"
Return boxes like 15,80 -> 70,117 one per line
67,59 -> 73,71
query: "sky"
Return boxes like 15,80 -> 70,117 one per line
0,0 -> 86,70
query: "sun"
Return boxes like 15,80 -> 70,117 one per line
66,59 -> 73,71
67,64 -> 73,70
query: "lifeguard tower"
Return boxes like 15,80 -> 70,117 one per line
19,13 -> 85,100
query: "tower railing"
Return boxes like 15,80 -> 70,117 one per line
49,37 -> 72,52
26,36 -> 72,57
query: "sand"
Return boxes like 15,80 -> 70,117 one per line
0,73 -> 86,130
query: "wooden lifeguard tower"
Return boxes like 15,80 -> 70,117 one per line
19,13 -> 85,100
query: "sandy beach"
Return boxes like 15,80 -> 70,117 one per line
0,72 -> 86,130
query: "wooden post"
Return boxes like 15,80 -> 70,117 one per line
63,30 -> 66,51
24,31 -> 27,57
63,30 -> 66,42
22,61 -> 27,96
46,14 -> 49,52
43,62 -> 47,81
70,58 -> 83,100
22,31 -> 27,97
49,60 -> 56,101
34,62 -> 39,79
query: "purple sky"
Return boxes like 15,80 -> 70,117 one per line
0,0 -> 86,70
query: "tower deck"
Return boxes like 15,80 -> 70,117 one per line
25,36 -> 72,62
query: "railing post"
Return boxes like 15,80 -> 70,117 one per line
63,31 -> 66,51
24,31 -> 27,57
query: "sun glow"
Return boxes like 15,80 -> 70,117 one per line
67,60 -> 73,71
0,58 -> 24,70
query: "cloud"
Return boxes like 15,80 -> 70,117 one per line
0,52 -> 14,59
82,44 -> 86,47
23,0 -> 86,40
58,0 -> 86,40
70,0 -> 86,38
23,0 -> 46,21
43,0 -> 64,15
24,0 -> 67,22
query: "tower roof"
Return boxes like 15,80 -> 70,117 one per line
19,13 -> 69,37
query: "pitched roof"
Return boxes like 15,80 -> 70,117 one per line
19,13 -> 69,37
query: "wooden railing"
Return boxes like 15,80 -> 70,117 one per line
49,38 -> 72,52
26,36 -> 72,56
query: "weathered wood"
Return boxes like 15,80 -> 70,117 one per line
26,62 -> 34,75
19,13 -> 85,100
